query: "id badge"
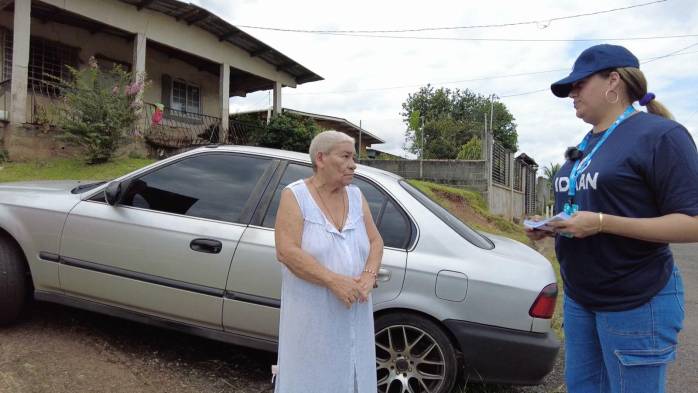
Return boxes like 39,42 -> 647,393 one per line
561,202 -> 578,238
563,202 -> 579,215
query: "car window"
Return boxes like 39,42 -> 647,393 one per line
377,199 -> 411,249
262,163 -> 411,249
120,153 -> 272,223
400,180 -> 493,249
352,177 -> 386,220
262,163 -> 314,228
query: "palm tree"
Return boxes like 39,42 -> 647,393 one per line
543,162 -> 561,182
543,162 -> 561,203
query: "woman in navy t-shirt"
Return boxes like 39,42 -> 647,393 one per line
527,44 -> 698,393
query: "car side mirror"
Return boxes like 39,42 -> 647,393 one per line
104,181 -> 123,206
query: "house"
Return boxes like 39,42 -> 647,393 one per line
365,148 -> 403,160
0,0 -> 322,159
231,107 -> 384,153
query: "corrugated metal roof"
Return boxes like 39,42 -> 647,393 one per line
118,0 -> 323,85
284,108 -> 385,144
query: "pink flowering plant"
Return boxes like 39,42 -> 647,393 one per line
50,56 -> 148,163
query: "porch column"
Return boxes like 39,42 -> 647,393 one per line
272,81 -> 282,117
219,63 -> 230,143
132,32 -> 146,110
10,0 -> 31,124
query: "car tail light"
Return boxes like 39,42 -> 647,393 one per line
529,283 -> 558,319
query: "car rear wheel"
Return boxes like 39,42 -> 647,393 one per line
375,313 -> 458,393
0,235 -> 27,325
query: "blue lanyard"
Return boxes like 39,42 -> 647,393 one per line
568,105 -> 635,200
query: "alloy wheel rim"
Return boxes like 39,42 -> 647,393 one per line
375,324 -> 446,393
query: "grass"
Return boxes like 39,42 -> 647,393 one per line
408,180 -> 528,243
0,158 -> 156,183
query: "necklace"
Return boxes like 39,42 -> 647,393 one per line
310,179 -> 347,231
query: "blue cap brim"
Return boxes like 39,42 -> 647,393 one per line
550,69 -> 596,98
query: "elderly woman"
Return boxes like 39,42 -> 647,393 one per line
274,130 -> 384,393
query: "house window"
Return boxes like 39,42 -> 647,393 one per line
28,36 -> 79,94
0,31 -> 78,94
171,79 -> 201,114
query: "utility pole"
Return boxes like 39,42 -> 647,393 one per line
489,94 -> 497,134
420,116 -> 425,178
358,120 -> 362,163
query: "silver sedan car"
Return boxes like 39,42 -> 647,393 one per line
0,145 -> 559,393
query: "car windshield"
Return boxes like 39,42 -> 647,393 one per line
400,180 -> 494,250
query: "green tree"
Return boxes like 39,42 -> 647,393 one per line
52,57 -> 145,164
457,136 -> 482,160
247,113 -> 321,152
401,85 -> 518,157
543,162 -> 562,196
423,117 -> 475,159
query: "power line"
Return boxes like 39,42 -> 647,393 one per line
309,32 -> 698,43
499,88 -> 549,98
287,48 -> 698,97
288,68 -> 570,95
237,1 -> 666,34
641,42 -> 698,64
498,44 -> 698,99
685,109 -> 698,122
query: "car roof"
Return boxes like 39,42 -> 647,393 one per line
188,145 -> 405,183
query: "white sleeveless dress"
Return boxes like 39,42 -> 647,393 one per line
274,180 -> 377,393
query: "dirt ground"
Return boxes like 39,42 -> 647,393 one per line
0,302 -> 276,393
0,300 -> 565,393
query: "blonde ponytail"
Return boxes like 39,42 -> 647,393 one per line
616,68 -> 674,120
644,99 -> 674,120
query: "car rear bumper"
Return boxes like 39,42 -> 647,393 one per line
443,319 -> 560,386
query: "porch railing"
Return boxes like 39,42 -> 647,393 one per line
140,103 -> 222,149
29,78 -> 64,126
227,118 -> 266,145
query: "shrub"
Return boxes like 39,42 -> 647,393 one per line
247,113 -> 321,153
51,57 -> 146,164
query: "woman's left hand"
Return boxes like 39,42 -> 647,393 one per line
548,211 -> 602,239
354,272 -> 376,303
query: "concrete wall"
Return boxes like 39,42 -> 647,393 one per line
513,190 -> 525,219
361,159 -> 488,192
536,176 -> 551,216
362,159 -> 530,219
490,184 -> 526,220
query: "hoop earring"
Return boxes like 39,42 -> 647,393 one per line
605,89 -> 619,104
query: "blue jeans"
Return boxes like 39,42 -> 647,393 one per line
564,266 -> 684,393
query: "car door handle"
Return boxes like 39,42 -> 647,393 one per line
190,238 -> 222,254
377,268 -> 391,282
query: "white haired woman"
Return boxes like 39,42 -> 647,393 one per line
274,130 -> 384,393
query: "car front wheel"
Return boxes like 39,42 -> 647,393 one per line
0,235 -> 27,325
375,313 -> 458,393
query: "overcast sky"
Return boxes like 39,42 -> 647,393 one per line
193,0 -> 698,169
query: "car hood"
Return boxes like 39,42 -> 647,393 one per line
0,180 -> 98,193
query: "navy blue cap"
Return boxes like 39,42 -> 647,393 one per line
551,44 -> 640,97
